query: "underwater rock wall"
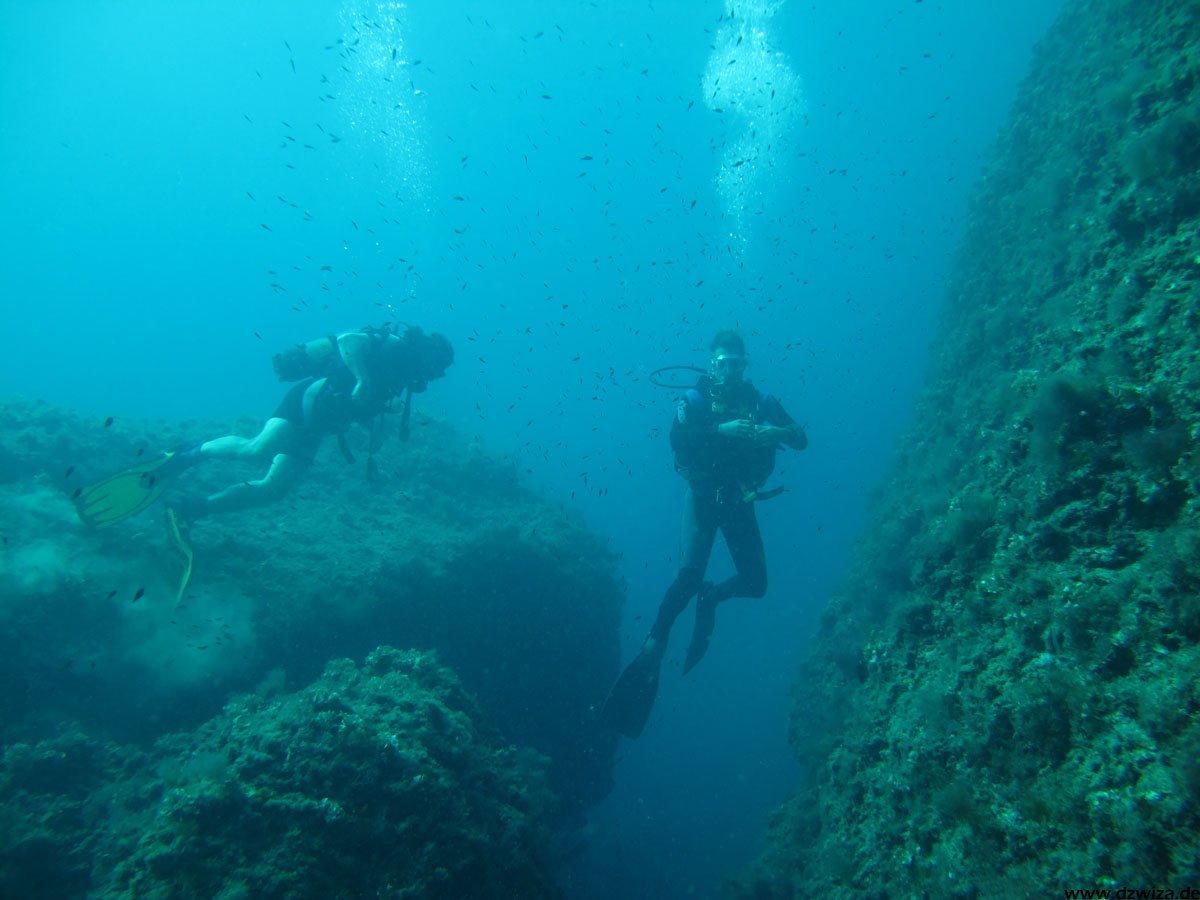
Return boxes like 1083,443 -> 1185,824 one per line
741,0 -> 1200,895
0,396 -> 620,842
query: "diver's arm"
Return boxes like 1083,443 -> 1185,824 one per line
755,422 -> 806,450
755,395 -> 807,449
336,332 -> 374,407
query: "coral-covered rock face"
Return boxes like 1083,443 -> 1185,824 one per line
2,649 -> 562,899
737,1 -> 1200,896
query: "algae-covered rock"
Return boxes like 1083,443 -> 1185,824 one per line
737,0 -> 1200,895
0,728 -> 133,900
95,648 -> 560,899
0,395 -> 620,822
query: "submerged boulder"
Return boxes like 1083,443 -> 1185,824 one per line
110,648 -> 559,899
0,648 -> 561,899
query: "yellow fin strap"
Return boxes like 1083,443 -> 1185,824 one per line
165,508 -> 194,605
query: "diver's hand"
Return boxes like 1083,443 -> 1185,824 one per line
717,419 -> 757,440
350,381 -> 373,409
751,425 -> 791,447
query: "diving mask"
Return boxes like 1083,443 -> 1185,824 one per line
711,353 -> 747,382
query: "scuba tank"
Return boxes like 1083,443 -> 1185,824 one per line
272,335 -> 341,382
271,323 -> 401,382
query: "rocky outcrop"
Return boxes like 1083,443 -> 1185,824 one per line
2,649 -> 561,899
0,394 -> 622,894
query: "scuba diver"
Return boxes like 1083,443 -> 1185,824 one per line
75,324 -> 454,527
603,329 -> 806,738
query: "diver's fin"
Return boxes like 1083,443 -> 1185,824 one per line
165,507 -> 194,605
75,452 -> 184,528
682,582 -> 717,675
602,643 -> 665,739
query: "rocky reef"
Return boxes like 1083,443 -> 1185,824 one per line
0,395 -> 623,894
738,0 -> 1200,895
2,648 -> 560,898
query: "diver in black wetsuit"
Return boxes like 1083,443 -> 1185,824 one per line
603,329 -> 806,738
73,325 -> 455,535
172,325 -> 454,520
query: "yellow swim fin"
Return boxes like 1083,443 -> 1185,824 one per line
75,452 -> 183,528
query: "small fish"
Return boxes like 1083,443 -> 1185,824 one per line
133,587 -> 145,602
106,590 -> 117,600
261,223 -> 273,231
136,447 -> 145,456
103,416 -> 114,427
64,465 -> 75,479
254,331 -> 263,339
71,487 -> 82,500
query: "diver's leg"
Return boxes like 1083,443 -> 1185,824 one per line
717,502 -> 768,599
648,487 -> 719,649
195,418 -> 297,461
683,501 -> 766,673
185,451 -> 310,518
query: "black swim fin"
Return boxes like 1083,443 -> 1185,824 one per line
602,641 -> 665,739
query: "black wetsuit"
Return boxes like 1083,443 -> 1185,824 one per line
650,377 -> 796,644
271,366 -> 391,462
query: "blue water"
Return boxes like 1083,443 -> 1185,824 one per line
0,1 -> 1060,897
